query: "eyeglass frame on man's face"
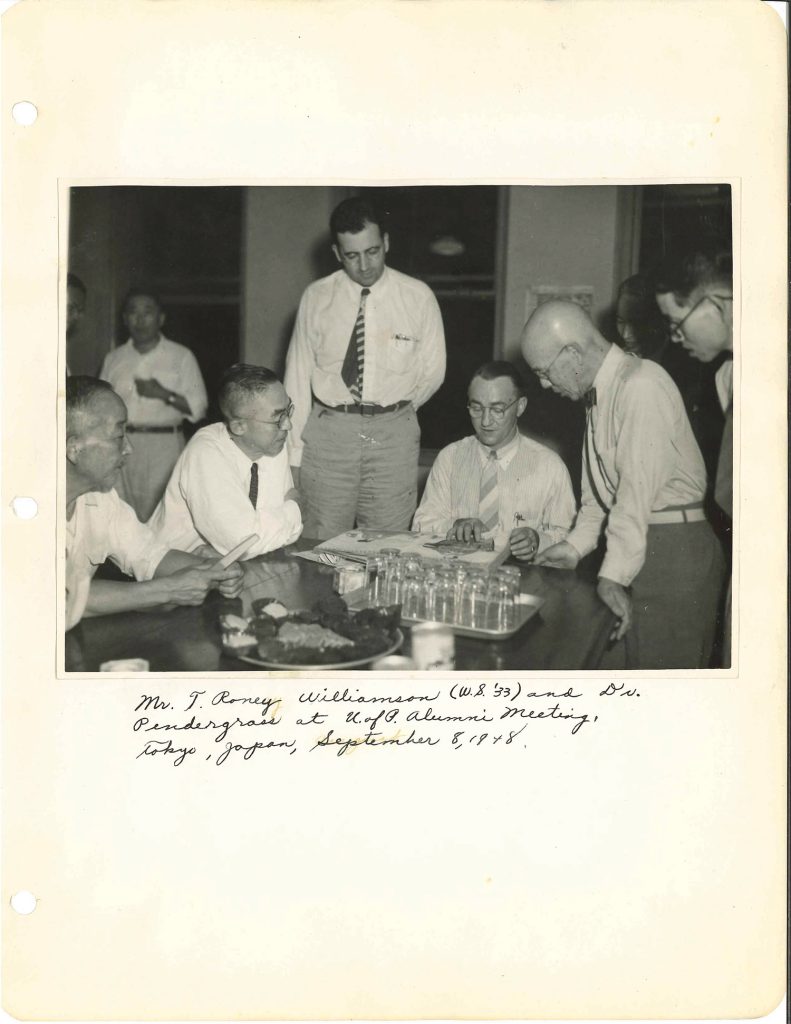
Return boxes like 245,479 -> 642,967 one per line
466,396 -> 521,422
530,346 -> 568,383
242,400 -> 295,430
665,293 -> 733,340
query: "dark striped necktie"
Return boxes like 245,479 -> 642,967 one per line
340,287 -> 370,400
249,462 -> 259,509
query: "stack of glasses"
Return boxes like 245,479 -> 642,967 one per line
365,551 -> 521,632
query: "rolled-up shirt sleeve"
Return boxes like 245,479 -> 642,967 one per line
107,494 -> 170,579
566,469 -> 607,562
534,459 -> 577,552
284,292 -> 315,469
412,448 -> 455,534
179,444 -> 302,557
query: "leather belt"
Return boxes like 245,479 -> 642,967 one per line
126,424 -> 183,434
648,503 -> 706,525
316,399 -> 411,417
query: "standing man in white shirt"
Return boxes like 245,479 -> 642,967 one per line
66,376 -> 243,632
521,300 -> 725,670
284,196 -> 446,539
100,288 -> 208,521
150,364 -> 302,559
413,361 -> 576,559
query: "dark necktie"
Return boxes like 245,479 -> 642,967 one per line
584,387 -> 597,409
340,287 -> 370,400
249,462 -> 258,509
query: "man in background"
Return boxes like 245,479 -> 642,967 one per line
150,364 -> 302,558
66,376 -> 242,632
655,248 -> 733,663
413,361 -> 576,560
521,300 -> 724,670
284,195 -> 446,539
100,288 -> 208,521
65,272 -> 87,376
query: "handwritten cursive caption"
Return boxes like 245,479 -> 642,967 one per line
132,680 -> 640,767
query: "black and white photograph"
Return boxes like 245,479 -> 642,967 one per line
64,183 -> 734,673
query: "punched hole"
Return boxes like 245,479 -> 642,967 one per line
12,101 -> 38,126
10,891 -> 37,915
11,497 -> 38,520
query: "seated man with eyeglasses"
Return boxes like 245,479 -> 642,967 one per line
412,361 -> 576,561
150,364 -> 303,558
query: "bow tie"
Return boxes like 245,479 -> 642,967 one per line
584,388 -> 597,409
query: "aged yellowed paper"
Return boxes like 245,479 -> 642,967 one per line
2,0 -> 787,1018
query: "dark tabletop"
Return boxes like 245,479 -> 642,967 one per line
66,540 -> 615,673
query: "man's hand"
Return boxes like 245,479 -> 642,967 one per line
534,540 -> 580,570
164,563 -> 244,606
509,526 -> 540,562
212,561 -> 245,599
135,376 -> 171,402
447,518 -> 487,543
597,577 -> 633,641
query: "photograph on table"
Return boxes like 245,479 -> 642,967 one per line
63,182 -> 735,674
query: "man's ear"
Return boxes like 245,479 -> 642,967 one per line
227,418 -> 246,439
382,232 -> 390,255
331,243 -> 341,265
516,396 -> 528,418
65,436 -> 81,466
158,311 -> 166,329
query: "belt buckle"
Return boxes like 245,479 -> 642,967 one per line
359,402 -> 376,417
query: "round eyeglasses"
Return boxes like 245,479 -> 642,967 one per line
467,396 -> 520,421
244,401 -> 295,429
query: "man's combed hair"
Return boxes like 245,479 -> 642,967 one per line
66,376 -> 116,432
121,286 -> 163,312
472,360 -> 525,397
654,248 -> 733,301
330,196 -> 385,242
218,363 -> 280,420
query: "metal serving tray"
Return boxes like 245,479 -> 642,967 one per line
344,590 -> 544,641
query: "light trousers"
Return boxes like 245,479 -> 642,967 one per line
300,404 -> 420,540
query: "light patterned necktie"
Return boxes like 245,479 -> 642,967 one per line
340,287 -> 370,400
479,449 -> 499,532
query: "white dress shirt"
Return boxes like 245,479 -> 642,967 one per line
100,335 -> 208,426
412,432 -> 577,552
566,345 -> 708,586
149,422 -> 303,558
65,489 -> 169,631
284,267 -> 446,466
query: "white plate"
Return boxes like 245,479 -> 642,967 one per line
234,629 -> 404,670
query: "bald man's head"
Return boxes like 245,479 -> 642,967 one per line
520,300 -> 611,401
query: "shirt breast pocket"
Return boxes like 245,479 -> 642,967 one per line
385,333 -> 420,373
